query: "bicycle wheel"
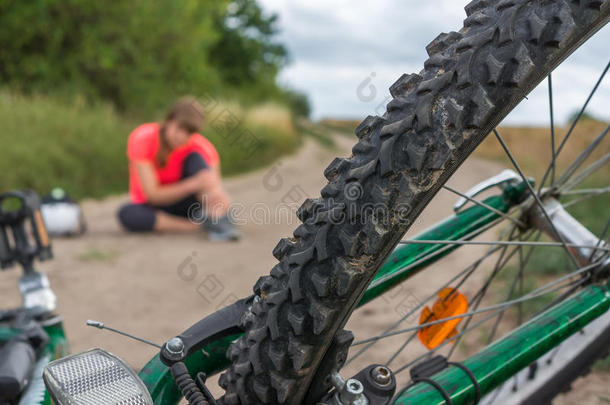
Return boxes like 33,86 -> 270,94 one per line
219,1 -> 610,404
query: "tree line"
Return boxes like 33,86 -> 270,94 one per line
0,0 -> 309,117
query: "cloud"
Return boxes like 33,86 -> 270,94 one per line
259,0 -> 609,125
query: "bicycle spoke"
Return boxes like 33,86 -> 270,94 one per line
442,184 -> 526,227
517,237 -> 525,326
538,59 -> 610,191
393,308 -> 510,375
483,229 -> 544,345
494,128 -> 581,268
562,186 -> 610,196
554,125 -> 609,188
588,218 -> 610,263
560,153 -> 610,193
352,262 -> 599,347
349,226 -> 519,365
385,225 -> 566,367
392,275 -> 590,377
562,190 -> 610,209
348,246 -> 500,364
371,213 -> 515,289
548,74 -> 556,186
389,227 -> 522,365
453,230 -> 527,295
385,329 -> 419,367
487,235 -> 528,344
385,228 -> 523,366
370,245 -> 602,372
446,227 -> 525,358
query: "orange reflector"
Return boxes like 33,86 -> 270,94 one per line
418,287 -> 468,350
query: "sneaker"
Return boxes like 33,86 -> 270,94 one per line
203,214 -> 241,242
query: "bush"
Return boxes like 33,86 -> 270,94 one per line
0,0 -> 300,117
281,90 -> 312,118
0,92 -> 131,199
203,101 -> 301,176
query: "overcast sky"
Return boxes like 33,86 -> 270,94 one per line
258,0 -> 609,125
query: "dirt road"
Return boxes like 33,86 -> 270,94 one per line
1,133 -> 607,403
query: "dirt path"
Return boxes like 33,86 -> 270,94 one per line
1,133 -> 607,402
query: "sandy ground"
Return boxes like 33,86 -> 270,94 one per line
1,134 -> 607,403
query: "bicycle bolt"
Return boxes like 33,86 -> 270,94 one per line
166,337 -> 185,355
340,378 -> 364,403
371,365 -> 392,386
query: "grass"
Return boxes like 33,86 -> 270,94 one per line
77,247 -> 120,263
474,119 -> 609,182
0,91 -> 303,199
203,100 -> 302,176
595,356 -> 610,372
296,120 -> 337,150
0,92 -> 132,200
318,119 -> 360,137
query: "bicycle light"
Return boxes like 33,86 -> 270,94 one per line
42,348 -> 153,405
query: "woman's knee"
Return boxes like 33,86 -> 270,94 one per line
117,203 -> 156,232
181,152 -> 209,179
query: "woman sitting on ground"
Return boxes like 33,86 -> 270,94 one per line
117,97 -> 240,242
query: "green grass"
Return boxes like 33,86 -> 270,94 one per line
77,247 -> 120,263
0,92 -> 303,199
0,92 -> 132,200
318,119 -> 359,138
204,102 -> 302,177
296,120 -> 337,150
595,355 -> 610,372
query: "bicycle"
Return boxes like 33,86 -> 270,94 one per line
41,1 -> 609,404
0,191 -> 69,405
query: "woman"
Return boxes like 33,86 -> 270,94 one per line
117,97 -> 240,242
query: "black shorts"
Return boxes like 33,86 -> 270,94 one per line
118,152 -> 208,232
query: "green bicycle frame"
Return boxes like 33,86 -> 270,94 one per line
134,180 -> 608,404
